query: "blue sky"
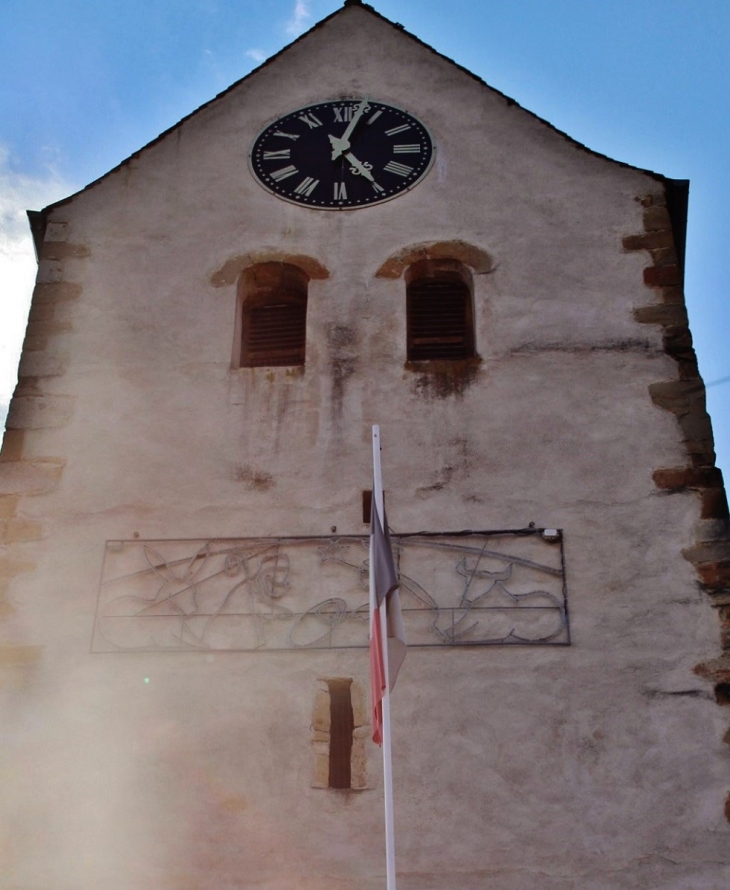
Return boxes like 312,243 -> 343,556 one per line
1,0 -> 728,476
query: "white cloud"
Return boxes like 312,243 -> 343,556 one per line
0,147 -> 72,410
285,1 -> 311,37
245,48 -> 267,64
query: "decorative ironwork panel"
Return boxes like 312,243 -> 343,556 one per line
92,531 -> 569,652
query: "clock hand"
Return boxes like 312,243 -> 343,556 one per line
328,134 -> 349,159
340,98 -> 370,145
330,97 -> 370,160
344,152 -> 375,182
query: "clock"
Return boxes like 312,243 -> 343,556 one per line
249,98 -> 434,209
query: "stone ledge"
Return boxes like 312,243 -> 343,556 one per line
6,395 -> 75,430
643,205 -> 672,232
648,246 -> 679,268
17,352 -> 68,379
0,431 -> 26,463
643,264 -> 682,288
0,495 -> 19,519
40,241 -> 90,260
653,466 -> 723,490
695,560 -> 730,592
702,487 -> 730,520
32,282 -> 81,304
682,541 -> 730,566
0,556 -> 36,581
634,304 -> 688,327
630,192 -> 730,667
0,459 -> 65,496
623,230 -> 675,252
0,645 -> 43,665
0,519 -> 43,544
26,319 -> 72,338
648,379 -> 704,416
694,653 -> 730,684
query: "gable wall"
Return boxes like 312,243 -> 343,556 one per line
1,7 -> 727,889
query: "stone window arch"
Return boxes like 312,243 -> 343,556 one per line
237,262 -> 309,367
406,258 -> 475,361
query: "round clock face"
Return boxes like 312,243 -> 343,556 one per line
249,98 -> 434,210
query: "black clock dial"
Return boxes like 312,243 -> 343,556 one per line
249,98 -> 434,209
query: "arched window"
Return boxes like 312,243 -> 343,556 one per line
238,262 -> 308,367
406,259 -> 474,361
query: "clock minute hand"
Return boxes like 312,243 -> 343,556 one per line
330,97 -> 370,160
344,152 -> 375,182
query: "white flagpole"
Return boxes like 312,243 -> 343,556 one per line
371,424 -> 397,890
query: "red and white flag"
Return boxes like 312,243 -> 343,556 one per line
369,495 -> 406,746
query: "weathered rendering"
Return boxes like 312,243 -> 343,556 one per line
2,2 -> 729,887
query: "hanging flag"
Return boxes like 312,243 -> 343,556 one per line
370,495 -> 406,746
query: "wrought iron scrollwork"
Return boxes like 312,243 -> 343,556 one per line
93,530 -> 569,652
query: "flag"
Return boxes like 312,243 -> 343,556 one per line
370,495 -> 406,746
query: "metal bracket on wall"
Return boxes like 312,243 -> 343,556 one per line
92,529 -> 569,653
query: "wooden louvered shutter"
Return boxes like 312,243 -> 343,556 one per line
239,263 -> 308,368
244,297 -> 306,367
407,273 -> 473,361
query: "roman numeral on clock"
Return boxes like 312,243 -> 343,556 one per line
333,106 -> 355,122
294,176 -> 319,197
272,130 -> 299,141
298,113 -> 323,129
334,182 -> 348,200
383,161 -> 413,177
393,144 -> 421,154
263,149 -> 291,159
384,124 -> 411,136
270,165 -> 298,182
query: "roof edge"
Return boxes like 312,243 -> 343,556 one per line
35,1 -> 685,220
27,210 -> 47,261
665,179 -> 690,280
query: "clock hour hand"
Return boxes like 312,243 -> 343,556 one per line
328,133 -> 349,160
329,97 -> 370,160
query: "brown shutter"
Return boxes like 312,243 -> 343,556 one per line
239,263 -> 309,368
407,276 -> 473,361
243,299 -> 306,367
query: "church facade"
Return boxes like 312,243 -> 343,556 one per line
2,3 -> 729,887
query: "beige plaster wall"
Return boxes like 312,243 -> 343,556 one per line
1,6 -> 727,889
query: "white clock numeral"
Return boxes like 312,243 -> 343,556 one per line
371,182 -> 385,194
333,106 -> 355,123
294,176 -> 319,197
393,144 -> 421,154
298,113 -> 323,129
367,110 -> 383,125
263,149 -> 291,160
273,130 -> 299,141
385,124 -> 411,136
270,165 -> 298,182
334,182 -> 348,201
383,161 -> 414,177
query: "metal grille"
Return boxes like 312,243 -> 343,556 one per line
243,300 -> 306,367
328,681 -> 354,789
94,530 -> 570,652
407,278 -> 472,361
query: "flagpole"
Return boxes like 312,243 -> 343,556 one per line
371,424 -> 397,890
